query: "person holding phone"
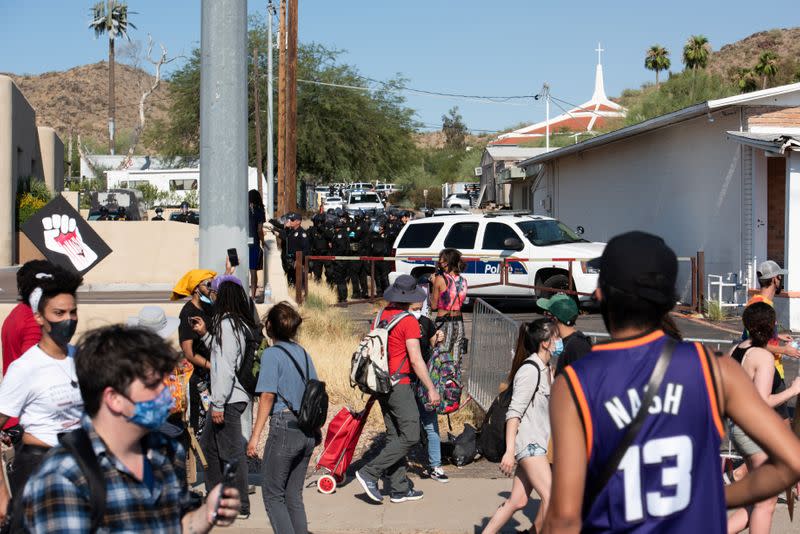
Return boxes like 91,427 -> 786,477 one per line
22,325 -> 242,532
248,189 -> 266,300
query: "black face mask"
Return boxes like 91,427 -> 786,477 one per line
776,278 -> 784,295
47,318 -> 77,349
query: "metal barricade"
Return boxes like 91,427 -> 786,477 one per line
467,298 -> 521,411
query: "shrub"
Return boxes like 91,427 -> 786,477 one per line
16,177 -> 51,228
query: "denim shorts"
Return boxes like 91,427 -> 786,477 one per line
516,442 -> 547,461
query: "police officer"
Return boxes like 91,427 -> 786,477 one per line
152,207 -> 165,221
368,217 -> 391,294
350,211 -> 372,298
270,212 -> 310,286
308,213 -> 331,284
329,212 -> 351,303
174,201 -> 192,223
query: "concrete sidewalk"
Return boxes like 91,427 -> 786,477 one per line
227,476 -> 539,533
226,475 -> 798,533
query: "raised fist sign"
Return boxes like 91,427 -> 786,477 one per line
42,214 -> 98,271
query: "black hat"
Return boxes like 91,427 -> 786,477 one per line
588,231 -> 677,306
155,207 -> 163,213
285,212 -> 302,222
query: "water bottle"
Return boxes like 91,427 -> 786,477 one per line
263,283 -> 273,304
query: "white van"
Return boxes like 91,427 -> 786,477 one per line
390,213 -> 605,303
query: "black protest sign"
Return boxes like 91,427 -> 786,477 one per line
21,195 -> 112,275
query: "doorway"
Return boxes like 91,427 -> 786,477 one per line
767,157 -> 786,267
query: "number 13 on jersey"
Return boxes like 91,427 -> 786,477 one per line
618,435 -> 693,522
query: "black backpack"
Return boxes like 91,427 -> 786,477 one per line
275,346 -> 329,435
236,324 -> 266,397
477,360 -> 541,463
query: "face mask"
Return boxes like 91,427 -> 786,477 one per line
410,310 -> 422,320
199,294 -> 213,305
776,278 -> 784,295
552,338 -> 564,357
124,387 -> 175,431
47,318 -> 77,349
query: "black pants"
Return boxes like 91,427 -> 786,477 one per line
375,262 -> 391,294
309,259 -> 328,282
262,411 -> 316,534
188,370 -> 208,434
200,402 -> 250,514
331,261 -> 349,302
9,444 -> 49,498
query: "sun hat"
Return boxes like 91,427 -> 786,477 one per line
536,293 -> 579,326
170,269 -> 217,300
127,306 -> 180,339
383,274 -> 427,303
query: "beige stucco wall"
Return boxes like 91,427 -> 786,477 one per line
37,126 -> 64,193
80,221 -> 200,289
0,75 -> 64,266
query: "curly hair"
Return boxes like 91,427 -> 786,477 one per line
742,302 -> 776,348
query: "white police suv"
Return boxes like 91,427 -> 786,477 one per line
389,213 -> 605,303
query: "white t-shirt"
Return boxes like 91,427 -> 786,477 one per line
0,345 -> 84,446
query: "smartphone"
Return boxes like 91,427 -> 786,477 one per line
227,248 -> 240,267
211,458 -> 240,524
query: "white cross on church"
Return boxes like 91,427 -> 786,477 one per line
596,42 -> 605,65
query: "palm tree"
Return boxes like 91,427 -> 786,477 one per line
735,68 -> 758,93
644,45 -> 671,88
89,1 -> 136,155
682,35 -> 711,74
754,51 -> 779,90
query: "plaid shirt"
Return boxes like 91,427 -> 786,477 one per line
22,416 -> 200,533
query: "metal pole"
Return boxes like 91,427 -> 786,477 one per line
697,251 -> 705,311
199,0 -> 249,285
266,0 -> 276,218
253,47 -> 264,198
545,83 -> 550,152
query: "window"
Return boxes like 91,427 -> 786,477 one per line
444,222 -> 479,249
516,220 -> 586,247
482,222 -> 519,250
397,223 -> 444,248
349,193 -> 381,204
169,179 -> 198,191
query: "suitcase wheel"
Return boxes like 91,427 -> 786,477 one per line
317,474 -> 337,494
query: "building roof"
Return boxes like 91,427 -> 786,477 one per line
485,146 -> 549,161
517,82 -> 800,168
726,131 -> 800,154
493,46 -> 626,145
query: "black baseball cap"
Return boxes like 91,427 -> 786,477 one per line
588,231 -> 677,306
285,212 -> 302,222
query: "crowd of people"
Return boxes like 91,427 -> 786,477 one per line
2,227 -> 800,533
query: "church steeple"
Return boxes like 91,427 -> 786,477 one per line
591,42 -> 607,102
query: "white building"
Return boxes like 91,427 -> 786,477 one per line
517,83 -> 800,329
478,146 -> 549,207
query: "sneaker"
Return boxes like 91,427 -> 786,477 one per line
237,512 -> 250,520
389,488 -> 424,503
427,466 -> 449,483
355,469 -> 383,503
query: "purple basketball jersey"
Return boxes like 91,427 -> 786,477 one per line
564,331 -> 726,533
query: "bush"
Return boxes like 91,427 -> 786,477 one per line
16,177 -> 51,228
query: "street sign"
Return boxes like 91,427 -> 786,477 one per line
423,189 -> 429,198
474,166 -> 483,176
21,195 -> 112,275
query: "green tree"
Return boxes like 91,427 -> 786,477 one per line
442,106 -> 467,149
644,45 -> 671,88
89,1 -> 136,155
735,68 -> 758,93
754,51 -> 779,89
682,35 -> 711,73
147,20 -> 419,184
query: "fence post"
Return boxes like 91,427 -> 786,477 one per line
690,256 -> 698,313
295,252 -> 304,305
696,251 -> 705,312
567,260 -> 574,294
369,260 -> 376,298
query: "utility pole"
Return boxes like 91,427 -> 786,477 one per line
277,0 -> 287,215
199,0 -> 249,285
253,47 -> 264,198
285,0 -> 298,211
544,83 -> 550,152
266,0 -> 276,217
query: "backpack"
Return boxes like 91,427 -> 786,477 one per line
350,309 -> 411,395
274,346 -> 329,435
416,345 -> 463,414
477,360 -> 541,463
235,324 -> 266,397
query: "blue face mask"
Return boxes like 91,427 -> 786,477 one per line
199,294 -> 213,305
124,387 -> 175,431
552,338 -> 564,358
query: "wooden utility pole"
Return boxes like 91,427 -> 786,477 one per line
252,47 -> 264,198
276,0 -> 287,215
285,0 -> 298,211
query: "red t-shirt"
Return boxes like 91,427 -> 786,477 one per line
379,308 -> 421,385
1,303 -> 42,429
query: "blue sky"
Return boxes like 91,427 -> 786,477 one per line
0,1 -> 796,135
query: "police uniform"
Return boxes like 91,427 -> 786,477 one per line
330,223 -> 351,302
308,215 -> 332,283
276,213 -> 310,286
368,225 -> 391,294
